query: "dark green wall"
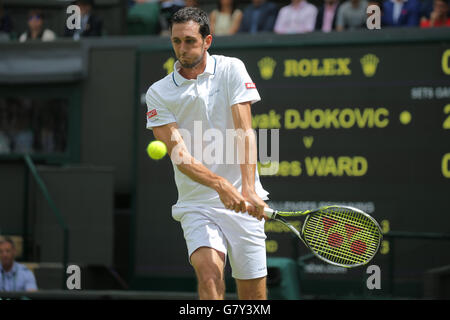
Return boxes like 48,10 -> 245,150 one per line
0,164 -> 25,234
80,45 -> 136,193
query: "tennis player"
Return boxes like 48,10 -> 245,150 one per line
145,7 -> 270,300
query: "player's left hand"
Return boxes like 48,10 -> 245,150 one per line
242,190 -> 269,221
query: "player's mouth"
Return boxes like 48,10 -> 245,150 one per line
178,53 -> 202,69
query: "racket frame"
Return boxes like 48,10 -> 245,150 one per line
267,205 -> 383,268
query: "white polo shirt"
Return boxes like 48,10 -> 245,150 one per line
146,52 -> 269,218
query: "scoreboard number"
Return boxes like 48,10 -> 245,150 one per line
443,104 -> 450,129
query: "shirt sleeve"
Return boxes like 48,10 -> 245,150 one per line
263,4 -> 279,32
145,86 -> 177,129
274,7 -> 287,34
306,6 -> 319,32
227,58 -> 261,107
336,4 -> 345,28
23,270 -> 38,291
406,0 -> 420,26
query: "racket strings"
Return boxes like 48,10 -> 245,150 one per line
303,208 -> 381,266
307,224 -> 379,262
305,228 -> 377,265
308,213 -> 380,250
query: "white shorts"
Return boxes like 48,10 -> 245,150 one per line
175,206 -> 267,280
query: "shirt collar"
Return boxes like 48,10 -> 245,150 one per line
1,262 -> 17,275
172,52 -> 216,87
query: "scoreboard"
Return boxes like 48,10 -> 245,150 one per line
133,31 -> 450,293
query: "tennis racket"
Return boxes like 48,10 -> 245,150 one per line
263,205 -> 382,268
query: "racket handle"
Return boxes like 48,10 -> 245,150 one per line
245,202 -> 276,219
263,206 -> 276,219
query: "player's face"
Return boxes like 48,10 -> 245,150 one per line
171,21 -> 212,69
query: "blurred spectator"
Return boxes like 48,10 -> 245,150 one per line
127,0 -> 161,10
128,0 -> 164,7
335,0 -> 368,31
0,237 -> 38,292
274,0 -> 318,34
12,117 -> 33,153
420,0 -> 450,27
131,0 -> 159,4
159,0 -> 185,35
210,0 -> 243,35
7,99 -> 34,154
0,0 -> 12,41
64,0 -> 103,39
315,0 -> 341,32
127,1 -> 161,35
421,0 -> 433,19
185,0 -> 199,6
239,0 -> 279,33
19,10 -> 56,42
381,0 -> 420,26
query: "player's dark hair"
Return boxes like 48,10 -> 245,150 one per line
170,7 -> 210,39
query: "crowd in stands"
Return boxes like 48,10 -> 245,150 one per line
0,0 -> 449,42
0,0 -> 102,42
0,97 -> 68,155
132,0 -> 450,35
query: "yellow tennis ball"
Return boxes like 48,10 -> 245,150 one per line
147,140 -> 167,160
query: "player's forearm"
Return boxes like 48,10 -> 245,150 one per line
238,128 -> 258,194
175,152 -> 224,192
241,163 -> 256,194
163,125 -> 223,192
231,102 -> 258,194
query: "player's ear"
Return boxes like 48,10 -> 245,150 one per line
204,34 -> 212,50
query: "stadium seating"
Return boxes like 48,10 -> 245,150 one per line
127,3 -> 161,36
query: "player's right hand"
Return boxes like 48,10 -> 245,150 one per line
242,190 -> 268,221
216,177 -> 247,213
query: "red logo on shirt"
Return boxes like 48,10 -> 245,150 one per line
245,82 -> 256,89
147,109 -> 157,119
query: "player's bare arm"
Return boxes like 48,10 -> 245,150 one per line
152,122 -> 247,212
231,102 -> 268,220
